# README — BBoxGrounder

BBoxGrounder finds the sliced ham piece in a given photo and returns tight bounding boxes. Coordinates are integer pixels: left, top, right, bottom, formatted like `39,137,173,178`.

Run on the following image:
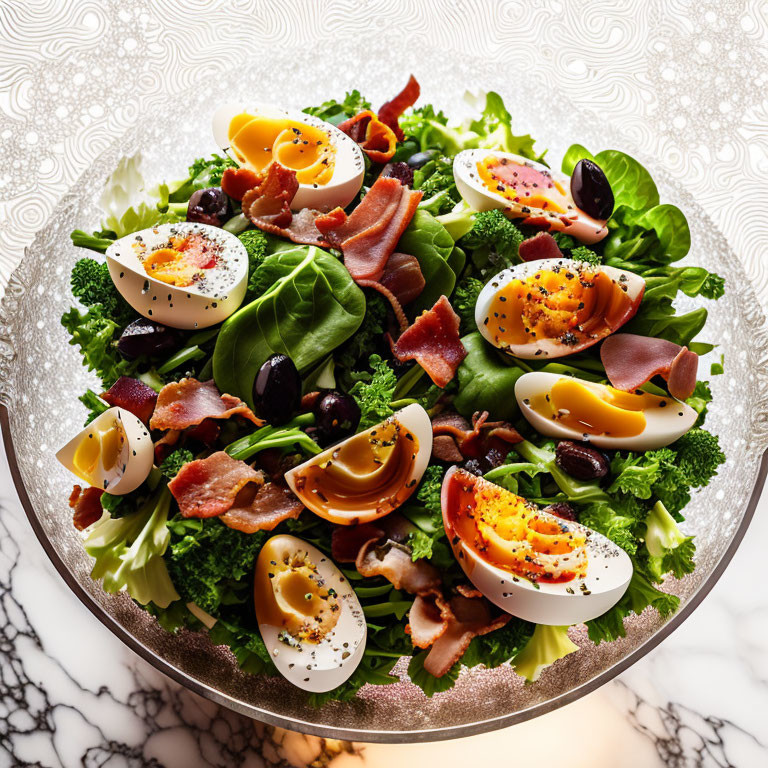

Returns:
356,540,442,595
390,296,467,387
377,75,421,142
240,163,329,246
101,376,158,425
150,378,262,432
168,450,260,518
600,333,699,400
518,231,563,262
221,480,303,533
68,485,104,530
337,111,397,163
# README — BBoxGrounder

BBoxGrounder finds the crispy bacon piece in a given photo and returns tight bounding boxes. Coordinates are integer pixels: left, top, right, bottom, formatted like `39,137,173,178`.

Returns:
168,450,261,518
390,296,467,387
331,523,386,563
185,417,221,446
150,378,262,432
412,595,510,678
378,75,421,142
221,167,260,202
221,480,303,533
101,376,157,425
315,176,422,282
379,252,425,306
356,540,442,595
600,333,699,400
338,111,397,163
518,231,563,262
431,410,522,464
357,278,409,333
240,163,329,246
68,485,104,531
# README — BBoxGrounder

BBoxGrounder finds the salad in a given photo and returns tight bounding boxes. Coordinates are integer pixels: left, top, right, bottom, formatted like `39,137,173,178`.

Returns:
57,76,726,703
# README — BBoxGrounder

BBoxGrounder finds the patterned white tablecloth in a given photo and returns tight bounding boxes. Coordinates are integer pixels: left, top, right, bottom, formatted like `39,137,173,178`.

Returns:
1,1,766,766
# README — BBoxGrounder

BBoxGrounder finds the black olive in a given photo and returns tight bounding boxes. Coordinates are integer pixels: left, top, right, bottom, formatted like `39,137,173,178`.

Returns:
555,440,610,480
570,159,614,220
117,317,183,360
187,187,232,227
407,149,437,169
380,162,414,187
252,354,302,426
313,390,361,444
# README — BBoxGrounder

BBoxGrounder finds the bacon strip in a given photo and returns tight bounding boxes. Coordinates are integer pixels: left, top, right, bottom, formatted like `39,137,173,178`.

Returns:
221,480,303,533
379,252,425,306
315,176,422,282
101,376,157,425
338,111,397,163
417,595,510,678
240,163,329,246
221,167,259,202
356,540,442,595
390,296,467,387
518,231,563,262
431,410,522,464
332,523,386,563
600,333,699,400
150,378,262,432
378,75,421,142
168,451,261,518
69,485,104,530
408,593,453,649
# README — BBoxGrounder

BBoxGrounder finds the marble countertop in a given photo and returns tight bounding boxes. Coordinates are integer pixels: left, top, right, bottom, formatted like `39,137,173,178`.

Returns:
1,1,767,766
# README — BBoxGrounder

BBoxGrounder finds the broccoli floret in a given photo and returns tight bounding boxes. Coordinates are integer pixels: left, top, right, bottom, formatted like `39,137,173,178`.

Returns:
166,517,268,614
458,209,525,275
349,354,398,429
159,448,194,481
85,486,178,608
453,277,483,335
673,428,725,488
644,500,696,580
239,230,270,300
71,257,134,325
569,245,602,266
511,624,578,682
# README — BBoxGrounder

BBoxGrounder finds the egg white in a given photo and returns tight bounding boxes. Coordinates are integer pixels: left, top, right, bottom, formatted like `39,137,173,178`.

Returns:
254,535,366,693
441,467,633,625
105,222,248,330
56,406,154,495
284,404,433,525
211,104,365,212
453,148,609,244
515,371,699,450
475,257,645,359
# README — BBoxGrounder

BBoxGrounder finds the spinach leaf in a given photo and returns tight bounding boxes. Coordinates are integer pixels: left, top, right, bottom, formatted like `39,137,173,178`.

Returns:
453,332,524,421
397,209,457,312
213,246,365,406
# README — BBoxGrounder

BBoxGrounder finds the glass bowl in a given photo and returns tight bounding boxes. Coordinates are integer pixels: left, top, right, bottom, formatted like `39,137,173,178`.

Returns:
1,45,767,743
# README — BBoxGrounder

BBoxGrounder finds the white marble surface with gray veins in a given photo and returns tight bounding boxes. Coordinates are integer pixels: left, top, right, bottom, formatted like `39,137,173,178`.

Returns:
1,1,767,766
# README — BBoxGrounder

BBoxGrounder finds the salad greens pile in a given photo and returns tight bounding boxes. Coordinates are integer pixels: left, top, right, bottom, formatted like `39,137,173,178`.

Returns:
61,86,726,704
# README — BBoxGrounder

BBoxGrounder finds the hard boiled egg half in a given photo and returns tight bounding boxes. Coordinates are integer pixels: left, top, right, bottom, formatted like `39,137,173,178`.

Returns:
254,534,366,692
475,258,645,359
212,104,365,212
453,149,609,244
56,407,154,495
442,467,633,625
284,404,432,525
106,222,248,330
515,371,698,450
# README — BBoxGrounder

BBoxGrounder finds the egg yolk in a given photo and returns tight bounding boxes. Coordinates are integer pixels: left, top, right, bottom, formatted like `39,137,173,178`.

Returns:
484,264,635,350
254,538,340,643
444,469,587,583
290,417,418,523
140,233,218,287
228,113,336,186
527,378,669,438
72,419,124,481
476,155,568,212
